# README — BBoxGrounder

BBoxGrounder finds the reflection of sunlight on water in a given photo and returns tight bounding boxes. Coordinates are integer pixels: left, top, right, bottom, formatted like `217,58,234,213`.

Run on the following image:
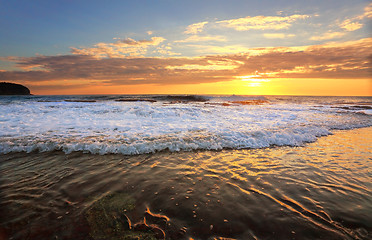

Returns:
0,127,371,239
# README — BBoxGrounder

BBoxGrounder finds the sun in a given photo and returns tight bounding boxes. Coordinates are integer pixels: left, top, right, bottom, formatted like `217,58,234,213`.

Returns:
237,75,271,87
229,74,276,95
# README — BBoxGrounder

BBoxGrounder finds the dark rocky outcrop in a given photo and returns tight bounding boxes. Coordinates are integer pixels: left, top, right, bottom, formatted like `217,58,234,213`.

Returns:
164,95,208,102
64,99,97,103
0,82,31,95
115,98,157,103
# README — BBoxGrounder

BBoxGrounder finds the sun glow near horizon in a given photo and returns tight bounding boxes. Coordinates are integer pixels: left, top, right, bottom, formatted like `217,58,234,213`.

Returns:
26,77,370,97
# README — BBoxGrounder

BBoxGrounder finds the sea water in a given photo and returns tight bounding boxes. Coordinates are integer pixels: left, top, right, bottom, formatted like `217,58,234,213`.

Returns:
0,95,371,240
1,95,371,155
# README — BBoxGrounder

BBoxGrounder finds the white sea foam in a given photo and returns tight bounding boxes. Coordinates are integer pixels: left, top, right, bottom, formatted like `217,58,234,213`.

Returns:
0,96,371,155
359,109,372,115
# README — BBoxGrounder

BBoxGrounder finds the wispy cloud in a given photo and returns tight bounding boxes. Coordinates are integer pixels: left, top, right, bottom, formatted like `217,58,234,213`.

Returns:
175,35,227,43
310,32,345,41
184,21,209,34
361,2,372,18
339,2,372,32
340,19,363,31
263,33,295,39
216,14,310,31
166,59,242,71
155,44,181,56
184,44,252,55
70,37,165,58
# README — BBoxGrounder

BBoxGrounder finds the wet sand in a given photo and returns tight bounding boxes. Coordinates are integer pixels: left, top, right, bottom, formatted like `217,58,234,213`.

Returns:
0,127,371,240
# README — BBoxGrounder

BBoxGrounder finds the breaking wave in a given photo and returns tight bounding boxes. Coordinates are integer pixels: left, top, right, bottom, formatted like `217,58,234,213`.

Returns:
1,95,371,155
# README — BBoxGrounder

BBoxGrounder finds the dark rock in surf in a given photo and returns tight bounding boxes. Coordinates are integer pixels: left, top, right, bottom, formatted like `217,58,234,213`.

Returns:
332,105,372,111
163,95,208,102
115,98,157,103
64,99,97,103
230,100,268,105
0,82,31,95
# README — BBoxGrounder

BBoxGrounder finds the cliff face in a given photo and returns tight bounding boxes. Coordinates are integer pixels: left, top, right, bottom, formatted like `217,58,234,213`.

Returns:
0,82,31,95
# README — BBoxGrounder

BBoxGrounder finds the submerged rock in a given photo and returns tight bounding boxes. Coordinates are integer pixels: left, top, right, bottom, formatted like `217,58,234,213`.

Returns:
85,192,157,240
64,99,97,103
0,82,31,95
230,100,268,105
85,192,187,240
112,212,132,230
163,95,208,102
133,218,166,240
115,98,157,103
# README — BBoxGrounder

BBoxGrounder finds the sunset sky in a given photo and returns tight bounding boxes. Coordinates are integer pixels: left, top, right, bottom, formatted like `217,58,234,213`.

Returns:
0,0,371,96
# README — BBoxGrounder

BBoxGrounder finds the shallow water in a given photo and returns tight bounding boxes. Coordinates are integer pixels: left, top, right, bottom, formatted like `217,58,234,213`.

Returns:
1,127,371,240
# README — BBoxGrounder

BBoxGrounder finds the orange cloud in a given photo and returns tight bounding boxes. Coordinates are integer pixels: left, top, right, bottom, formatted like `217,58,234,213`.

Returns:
155,44,181,56
310,32,346,41
166,59,242,71
364,2,372,18
339,2,372,32
340,19,363,31
216,14,310,31
184,21,209,34
1,38,370,92
185,44,251,54
263,33,295,39
175,35,227,43
70,37,165,58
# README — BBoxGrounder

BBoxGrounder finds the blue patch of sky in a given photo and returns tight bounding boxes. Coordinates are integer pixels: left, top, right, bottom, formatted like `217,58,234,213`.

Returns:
0,0,369,58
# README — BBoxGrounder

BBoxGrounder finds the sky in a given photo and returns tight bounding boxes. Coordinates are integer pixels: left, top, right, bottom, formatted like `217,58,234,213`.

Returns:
0,0,371,96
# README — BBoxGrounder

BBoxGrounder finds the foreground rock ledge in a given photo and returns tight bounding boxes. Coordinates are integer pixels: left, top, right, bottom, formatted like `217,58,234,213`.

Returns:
0,82,31,95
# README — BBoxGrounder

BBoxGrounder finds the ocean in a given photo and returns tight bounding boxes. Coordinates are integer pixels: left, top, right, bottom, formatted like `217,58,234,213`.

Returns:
0,95,371,239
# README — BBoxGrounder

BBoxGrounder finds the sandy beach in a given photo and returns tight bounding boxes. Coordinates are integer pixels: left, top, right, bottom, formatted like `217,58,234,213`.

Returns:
1,127,371,239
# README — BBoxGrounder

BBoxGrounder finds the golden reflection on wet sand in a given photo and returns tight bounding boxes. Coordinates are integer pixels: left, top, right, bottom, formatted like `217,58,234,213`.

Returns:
0,127,371,239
